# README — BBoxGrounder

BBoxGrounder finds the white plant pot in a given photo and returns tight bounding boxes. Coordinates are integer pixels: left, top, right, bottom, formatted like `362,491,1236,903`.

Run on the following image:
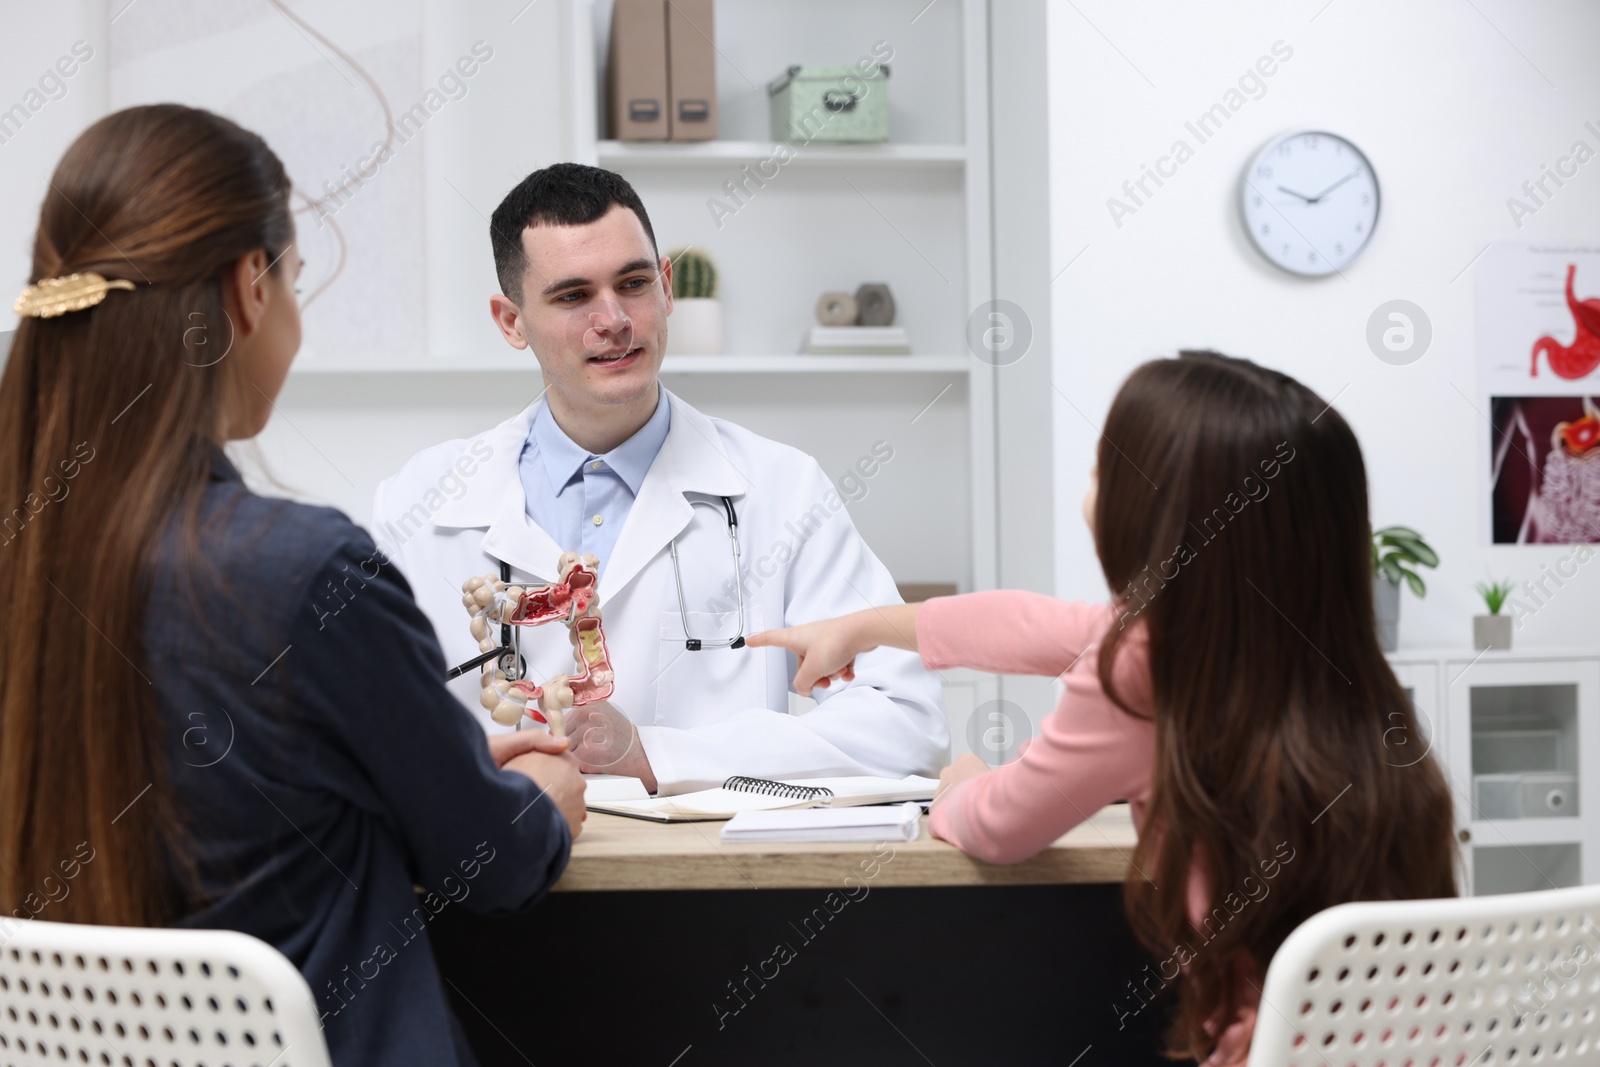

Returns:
667,298,723,356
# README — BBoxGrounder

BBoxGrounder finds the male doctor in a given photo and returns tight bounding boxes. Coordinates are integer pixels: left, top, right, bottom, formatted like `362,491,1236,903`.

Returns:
372,163,947,795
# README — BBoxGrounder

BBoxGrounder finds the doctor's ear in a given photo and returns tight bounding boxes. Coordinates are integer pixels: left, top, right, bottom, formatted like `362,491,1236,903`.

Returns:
488,292,529,350
658,255,674,309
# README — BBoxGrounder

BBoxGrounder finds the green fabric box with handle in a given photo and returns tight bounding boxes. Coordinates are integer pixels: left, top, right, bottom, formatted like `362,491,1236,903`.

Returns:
767,65,890,143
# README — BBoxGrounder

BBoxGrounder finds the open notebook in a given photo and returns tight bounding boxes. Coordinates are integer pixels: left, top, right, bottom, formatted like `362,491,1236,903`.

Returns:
584,774,939,823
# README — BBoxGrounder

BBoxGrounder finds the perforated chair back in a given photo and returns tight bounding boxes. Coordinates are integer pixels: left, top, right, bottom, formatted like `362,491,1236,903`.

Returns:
0,918,331,1067
1246,883,1600,1066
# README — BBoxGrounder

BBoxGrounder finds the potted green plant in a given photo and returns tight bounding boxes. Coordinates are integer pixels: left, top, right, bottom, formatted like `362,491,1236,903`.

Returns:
1371,525,1438,652
1473,575,1514,651
665,247,722,356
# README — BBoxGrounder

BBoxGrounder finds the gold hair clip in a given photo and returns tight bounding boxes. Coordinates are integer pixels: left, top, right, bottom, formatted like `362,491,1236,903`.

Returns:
14,272,137,319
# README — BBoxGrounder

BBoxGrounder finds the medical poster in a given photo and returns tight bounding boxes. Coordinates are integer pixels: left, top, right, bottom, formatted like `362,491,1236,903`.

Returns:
1477,244,1600,543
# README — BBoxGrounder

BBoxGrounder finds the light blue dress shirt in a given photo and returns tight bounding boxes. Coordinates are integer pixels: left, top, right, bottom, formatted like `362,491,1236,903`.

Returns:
517,385,672,579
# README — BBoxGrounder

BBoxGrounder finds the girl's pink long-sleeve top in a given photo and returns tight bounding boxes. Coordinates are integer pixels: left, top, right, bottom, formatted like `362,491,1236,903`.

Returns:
917,590,1257,1066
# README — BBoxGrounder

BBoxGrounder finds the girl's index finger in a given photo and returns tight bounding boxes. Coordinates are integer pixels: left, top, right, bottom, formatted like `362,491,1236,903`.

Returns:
744,628,789,650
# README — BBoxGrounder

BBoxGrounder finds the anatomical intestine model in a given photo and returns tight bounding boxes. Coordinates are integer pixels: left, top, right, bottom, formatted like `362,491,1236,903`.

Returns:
1531,265,1600,380
460,553,616,734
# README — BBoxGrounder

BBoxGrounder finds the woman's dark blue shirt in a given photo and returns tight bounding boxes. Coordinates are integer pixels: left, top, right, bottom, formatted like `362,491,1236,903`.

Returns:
145,450,568,1066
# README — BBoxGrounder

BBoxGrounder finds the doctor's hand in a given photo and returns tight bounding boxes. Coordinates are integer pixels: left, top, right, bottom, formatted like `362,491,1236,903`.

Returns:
749,603,922,696
566,701,658,794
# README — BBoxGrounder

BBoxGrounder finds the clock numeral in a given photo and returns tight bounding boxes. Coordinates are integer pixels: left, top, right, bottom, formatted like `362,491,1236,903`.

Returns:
1252,195,1263,207
1277,145,1291,157
1361,193,1371,205
1308,251,1318,263
1282,243,1291,256
1257,164,1274,179
1260,224,1271,235
1335,242,1345,254
1305,136,1319,150
1354,222,1363,233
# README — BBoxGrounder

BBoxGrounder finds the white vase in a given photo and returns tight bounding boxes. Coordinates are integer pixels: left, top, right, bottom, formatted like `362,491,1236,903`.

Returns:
667,298,723,356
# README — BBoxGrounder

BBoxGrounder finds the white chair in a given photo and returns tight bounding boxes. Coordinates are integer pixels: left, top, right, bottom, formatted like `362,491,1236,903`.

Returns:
0,918,331,1067
1247,883,1600,1066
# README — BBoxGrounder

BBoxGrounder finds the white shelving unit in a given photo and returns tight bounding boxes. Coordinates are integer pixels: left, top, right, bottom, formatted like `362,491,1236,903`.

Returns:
573,0,1003,729
1388,647,1600,896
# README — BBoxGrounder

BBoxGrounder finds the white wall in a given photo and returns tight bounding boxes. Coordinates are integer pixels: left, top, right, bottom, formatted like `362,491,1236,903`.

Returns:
0,1,969,594
0,1,107,314
1046,0,1600,648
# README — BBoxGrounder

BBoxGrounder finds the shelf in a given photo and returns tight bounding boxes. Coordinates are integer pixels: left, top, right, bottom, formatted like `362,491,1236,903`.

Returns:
288,355,970,376
1468,819,1583,847
597,139,966,170
1386,645,1600,666
659,355,968,373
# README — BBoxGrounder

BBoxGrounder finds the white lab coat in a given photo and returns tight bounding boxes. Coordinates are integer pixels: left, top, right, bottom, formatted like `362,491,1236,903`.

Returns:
369,388,948,794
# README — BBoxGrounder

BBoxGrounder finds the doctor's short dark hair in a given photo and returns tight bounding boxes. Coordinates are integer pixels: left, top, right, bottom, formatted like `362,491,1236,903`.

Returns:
490,162,659,303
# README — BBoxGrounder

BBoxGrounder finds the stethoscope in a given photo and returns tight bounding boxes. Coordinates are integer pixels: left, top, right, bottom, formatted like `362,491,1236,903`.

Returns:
443,495,745,682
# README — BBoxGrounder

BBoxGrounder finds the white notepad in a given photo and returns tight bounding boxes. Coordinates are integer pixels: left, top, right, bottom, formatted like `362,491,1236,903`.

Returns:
721,803,923,843
585,774,938,823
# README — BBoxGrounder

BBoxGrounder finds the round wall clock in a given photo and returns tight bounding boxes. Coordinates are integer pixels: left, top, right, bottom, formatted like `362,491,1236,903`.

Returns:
1240,130,1379,277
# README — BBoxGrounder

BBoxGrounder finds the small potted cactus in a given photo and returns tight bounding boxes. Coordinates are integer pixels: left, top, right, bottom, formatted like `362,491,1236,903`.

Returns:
665,247,722,356
1473,575,1514,651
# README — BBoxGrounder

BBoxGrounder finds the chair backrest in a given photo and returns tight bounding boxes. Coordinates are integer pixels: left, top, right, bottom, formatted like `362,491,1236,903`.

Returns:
0,917,331,1067
1247,883,1600,1066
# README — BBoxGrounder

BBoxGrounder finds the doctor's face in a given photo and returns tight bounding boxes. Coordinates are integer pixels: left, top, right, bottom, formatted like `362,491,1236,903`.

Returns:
502,204,672,412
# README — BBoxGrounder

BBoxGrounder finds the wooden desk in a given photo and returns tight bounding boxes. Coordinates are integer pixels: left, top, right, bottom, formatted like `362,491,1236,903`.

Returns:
553,803,1137,891
434,804,1178,1066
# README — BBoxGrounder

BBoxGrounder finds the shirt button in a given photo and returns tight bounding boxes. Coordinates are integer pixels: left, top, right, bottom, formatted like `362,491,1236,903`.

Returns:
589,460,603,471
592,514,604,526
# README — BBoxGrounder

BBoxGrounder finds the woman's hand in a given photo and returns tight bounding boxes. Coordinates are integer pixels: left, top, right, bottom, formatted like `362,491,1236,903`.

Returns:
502,749,587,841
933,753,990,808
488,728,571,767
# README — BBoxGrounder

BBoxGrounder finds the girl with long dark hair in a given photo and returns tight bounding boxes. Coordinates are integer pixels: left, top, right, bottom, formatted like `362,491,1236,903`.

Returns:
752,351,1458,1063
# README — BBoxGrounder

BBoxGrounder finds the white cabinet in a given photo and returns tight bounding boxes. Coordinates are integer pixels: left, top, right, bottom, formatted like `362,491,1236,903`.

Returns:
1388,648,1600,895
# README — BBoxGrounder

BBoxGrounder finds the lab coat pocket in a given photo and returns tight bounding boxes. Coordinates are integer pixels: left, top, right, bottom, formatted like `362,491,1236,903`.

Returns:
655,610,764,724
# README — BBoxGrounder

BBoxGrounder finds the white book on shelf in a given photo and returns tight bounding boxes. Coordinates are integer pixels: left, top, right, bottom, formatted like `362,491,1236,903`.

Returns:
802,326,912,355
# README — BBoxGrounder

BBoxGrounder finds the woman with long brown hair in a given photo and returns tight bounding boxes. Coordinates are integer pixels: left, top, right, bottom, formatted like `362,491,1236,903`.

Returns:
0,104,584,1066
752,350,1459,1063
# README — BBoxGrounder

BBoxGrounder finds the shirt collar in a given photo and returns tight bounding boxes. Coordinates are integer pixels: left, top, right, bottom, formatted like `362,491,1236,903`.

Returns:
530,383,672,498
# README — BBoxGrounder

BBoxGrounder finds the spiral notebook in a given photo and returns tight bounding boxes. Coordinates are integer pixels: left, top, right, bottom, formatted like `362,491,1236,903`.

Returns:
585,774,939,823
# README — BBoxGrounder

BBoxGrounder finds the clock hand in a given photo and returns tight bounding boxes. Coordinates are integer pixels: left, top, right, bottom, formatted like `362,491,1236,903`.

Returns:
1306,167,1362,204
1276,185,1315,202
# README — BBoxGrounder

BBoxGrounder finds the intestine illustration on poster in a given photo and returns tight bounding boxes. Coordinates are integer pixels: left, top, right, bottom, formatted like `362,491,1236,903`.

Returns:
1478,245,1600,543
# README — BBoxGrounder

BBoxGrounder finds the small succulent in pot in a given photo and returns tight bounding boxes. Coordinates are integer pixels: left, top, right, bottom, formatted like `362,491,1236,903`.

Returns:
1473,574,1515,651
